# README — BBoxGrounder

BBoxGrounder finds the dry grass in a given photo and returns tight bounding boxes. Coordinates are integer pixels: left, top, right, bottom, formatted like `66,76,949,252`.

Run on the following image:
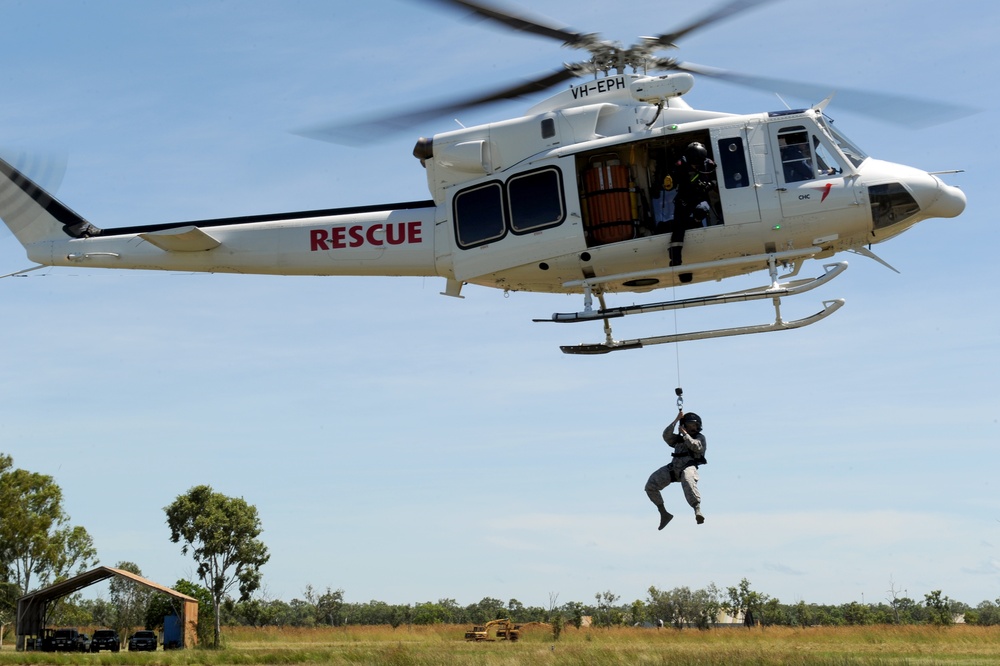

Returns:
2,624,999,665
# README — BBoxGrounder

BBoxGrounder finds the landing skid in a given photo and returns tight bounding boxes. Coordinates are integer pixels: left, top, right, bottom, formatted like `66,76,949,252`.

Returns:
559,299,844,354
538,261,847,355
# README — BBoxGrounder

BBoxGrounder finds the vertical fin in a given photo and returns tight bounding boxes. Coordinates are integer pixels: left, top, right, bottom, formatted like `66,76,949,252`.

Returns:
0,155,98,246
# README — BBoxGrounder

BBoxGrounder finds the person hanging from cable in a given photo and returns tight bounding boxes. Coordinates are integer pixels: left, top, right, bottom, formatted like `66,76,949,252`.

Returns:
645,408,707,530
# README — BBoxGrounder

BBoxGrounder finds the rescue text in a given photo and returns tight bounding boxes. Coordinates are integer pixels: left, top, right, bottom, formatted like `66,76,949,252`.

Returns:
310,221,423,251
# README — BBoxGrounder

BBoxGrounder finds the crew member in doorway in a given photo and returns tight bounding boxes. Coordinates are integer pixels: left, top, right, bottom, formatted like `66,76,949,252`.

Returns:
668,142,717,282
645,410,707,530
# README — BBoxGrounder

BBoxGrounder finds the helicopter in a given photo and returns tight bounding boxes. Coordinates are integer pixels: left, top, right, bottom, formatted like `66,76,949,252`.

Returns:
0,0,970,354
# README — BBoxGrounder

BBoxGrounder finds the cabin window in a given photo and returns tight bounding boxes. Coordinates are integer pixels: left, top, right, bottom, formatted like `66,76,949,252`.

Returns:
454,182,505,248
778,127,814,182
454,168,567,250
717,137,750,189
507,168,565,233
541,118,556,139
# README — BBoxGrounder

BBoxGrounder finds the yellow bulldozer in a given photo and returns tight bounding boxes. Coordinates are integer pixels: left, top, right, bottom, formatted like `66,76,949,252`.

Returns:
464,618,521,642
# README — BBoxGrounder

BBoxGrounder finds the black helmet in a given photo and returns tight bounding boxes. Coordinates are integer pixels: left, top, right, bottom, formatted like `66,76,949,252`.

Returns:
685,142,708,164
682,412,702,430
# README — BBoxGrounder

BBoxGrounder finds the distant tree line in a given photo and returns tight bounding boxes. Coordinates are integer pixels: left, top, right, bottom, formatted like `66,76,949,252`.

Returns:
210,579,1000,629
25,576,1000,641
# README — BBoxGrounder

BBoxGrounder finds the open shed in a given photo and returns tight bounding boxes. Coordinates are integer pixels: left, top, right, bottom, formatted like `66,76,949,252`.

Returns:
15,565,198,651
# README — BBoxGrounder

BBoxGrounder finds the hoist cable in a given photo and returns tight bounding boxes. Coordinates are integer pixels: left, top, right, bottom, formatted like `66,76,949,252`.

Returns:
671,282,683,409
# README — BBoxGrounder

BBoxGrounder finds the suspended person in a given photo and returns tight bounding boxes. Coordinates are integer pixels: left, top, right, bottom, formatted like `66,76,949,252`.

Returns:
645,410,707,530
667,142,717,282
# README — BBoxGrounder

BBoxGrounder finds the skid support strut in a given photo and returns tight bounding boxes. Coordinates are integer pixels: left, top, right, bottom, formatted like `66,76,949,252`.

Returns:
539,261,848,354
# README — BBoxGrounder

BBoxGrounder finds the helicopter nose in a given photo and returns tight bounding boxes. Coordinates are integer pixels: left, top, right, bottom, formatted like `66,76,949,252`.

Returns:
911,173,966,219
929,179,966,218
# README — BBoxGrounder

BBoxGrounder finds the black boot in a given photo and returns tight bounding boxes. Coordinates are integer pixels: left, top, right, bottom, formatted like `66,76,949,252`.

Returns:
668,245,682,267
657,505,674,531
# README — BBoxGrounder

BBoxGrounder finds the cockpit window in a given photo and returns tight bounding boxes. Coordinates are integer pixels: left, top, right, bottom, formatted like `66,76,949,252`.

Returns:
818,116,868,168
812,139,841,177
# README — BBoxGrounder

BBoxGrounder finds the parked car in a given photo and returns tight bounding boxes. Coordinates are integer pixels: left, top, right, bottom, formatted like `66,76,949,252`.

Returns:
128,630,158,652
46,628,89,652
90,629,121,652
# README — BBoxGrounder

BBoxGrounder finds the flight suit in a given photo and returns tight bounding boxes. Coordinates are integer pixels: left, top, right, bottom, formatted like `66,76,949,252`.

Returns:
667,156,718,276
645,425,707,515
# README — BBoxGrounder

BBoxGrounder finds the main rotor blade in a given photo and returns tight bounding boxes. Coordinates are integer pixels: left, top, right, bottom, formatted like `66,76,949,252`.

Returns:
420,0,596,47
646,0,782,47
671,61,980,128
296,66,582,145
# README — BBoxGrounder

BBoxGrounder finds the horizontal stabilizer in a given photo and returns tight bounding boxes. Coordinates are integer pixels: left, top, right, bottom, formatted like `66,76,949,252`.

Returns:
138,226,220,252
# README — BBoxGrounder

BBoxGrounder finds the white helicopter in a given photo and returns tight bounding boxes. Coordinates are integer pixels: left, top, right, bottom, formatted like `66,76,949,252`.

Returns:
0,0,970,354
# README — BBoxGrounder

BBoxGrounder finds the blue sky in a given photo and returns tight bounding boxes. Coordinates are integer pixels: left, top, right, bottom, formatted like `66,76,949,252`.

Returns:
1,0,997,612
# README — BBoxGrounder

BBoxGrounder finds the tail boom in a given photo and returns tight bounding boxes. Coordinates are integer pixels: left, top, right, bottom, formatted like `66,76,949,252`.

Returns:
0,156,440,277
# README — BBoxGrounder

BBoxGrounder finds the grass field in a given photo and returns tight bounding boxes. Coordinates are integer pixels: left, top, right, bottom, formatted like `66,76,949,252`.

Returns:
2,624,999,665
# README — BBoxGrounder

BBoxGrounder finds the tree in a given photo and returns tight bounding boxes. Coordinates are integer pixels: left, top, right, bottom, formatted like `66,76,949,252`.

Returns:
594,590,621,627
303,585,345,626
692,584,723,629
629,599,646,626
316,588,344,626
0,457,16,646
970,599,1000,626
465,596,505,624
563,601,585,629
0,457,96,595
841,601,875,626
886,577,905,624
146,579,215,645
551,613,563,640
648,586,692,629
791,600,813,627
924,590,953,626
164,485,270,647
412,598,460,624
110,561,152,639
724,579,769,627
646,585,720,629
80,597,114,628
0,580,18,649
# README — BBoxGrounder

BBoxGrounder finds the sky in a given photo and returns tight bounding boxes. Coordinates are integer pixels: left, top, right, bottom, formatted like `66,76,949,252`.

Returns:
0,0,997,612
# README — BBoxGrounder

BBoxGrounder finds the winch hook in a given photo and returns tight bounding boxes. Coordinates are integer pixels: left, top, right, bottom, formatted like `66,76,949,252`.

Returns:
675,387,684,411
